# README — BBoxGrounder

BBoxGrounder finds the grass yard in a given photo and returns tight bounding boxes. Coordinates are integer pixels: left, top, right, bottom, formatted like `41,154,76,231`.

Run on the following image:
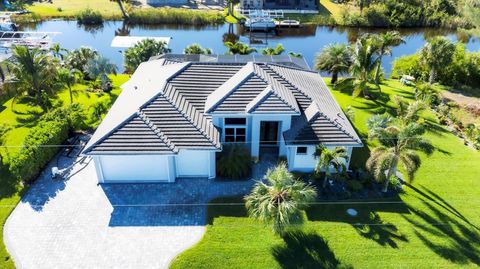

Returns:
24,0,123,19
0,74,129,268
170,79,480,269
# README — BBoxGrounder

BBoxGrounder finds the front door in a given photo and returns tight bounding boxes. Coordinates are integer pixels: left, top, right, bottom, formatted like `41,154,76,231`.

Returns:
260,121,279,146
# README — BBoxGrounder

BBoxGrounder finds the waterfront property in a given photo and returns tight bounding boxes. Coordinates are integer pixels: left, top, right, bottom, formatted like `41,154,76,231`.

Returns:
82,55,362,183
240,0,318,11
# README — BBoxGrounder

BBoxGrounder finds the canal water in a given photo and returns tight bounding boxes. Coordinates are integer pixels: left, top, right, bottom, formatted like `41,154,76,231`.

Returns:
24,20,479,74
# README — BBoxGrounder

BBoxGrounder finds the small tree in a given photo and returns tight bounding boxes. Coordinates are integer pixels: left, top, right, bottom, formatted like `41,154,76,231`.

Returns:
315,43,352,84
65,47,98,78
245,163,317,235
314,145,349,188
224,41,256,55
57,68,81,104
371,31,405,85
419,37,455,84
261,44,284,56
124,39,171,73
184,44,212,55
49,43,68,61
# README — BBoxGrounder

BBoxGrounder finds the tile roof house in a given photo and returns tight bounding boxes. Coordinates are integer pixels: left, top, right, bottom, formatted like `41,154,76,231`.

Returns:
83,55,362,183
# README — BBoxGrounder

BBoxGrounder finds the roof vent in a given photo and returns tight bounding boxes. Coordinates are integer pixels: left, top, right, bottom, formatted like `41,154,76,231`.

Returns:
134,86,138,90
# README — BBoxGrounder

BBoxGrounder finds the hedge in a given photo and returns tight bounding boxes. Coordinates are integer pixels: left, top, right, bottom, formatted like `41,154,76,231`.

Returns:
9,119,69,183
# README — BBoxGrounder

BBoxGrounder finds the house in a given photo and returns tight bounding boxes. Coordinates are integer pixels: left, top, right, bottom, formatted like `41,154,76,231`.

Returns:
82,55,362,183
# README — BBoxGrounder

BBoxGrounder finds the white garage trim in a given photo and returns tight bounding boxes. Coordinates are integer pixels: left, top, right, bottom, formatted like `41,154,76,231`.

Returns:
175,150,215,178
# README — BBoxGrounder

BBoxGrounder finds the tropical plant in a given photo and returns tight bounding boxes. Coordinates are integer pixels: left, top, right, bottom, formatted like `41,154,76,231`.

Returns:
336,35,380,97
7,46,59,110
224,41,257,55
57,68,81,104
288,52,303,58
419,36,456,84
393,96,427,124
366,122,433,192
49,43,68,61
216,144,252,179
314,145,349,188
65,47,98,78
463,0,480,36
371,31,405,85
414,83,440,106
85,55,117,90
124,39,171,73
261,44,284,56
244,163,317,235
315,43,352,84
344,106,355,122
110,0,130,19
184,44,212,55
367,114,392,137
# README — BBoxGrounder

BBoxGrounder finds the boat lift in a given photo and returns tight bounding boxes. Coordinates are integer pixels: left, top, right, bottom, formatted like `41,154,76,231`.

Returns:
0,31,61,50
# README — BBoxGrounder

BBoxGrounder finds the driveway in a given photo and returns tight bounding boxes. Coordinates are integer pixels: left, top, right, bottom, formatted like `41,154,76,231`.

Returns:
4,156,257,269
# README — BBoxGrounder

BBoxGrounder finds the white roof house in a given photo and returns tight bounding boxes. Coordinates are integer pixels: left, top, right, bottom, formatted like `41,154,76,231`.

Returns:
83,55,362,183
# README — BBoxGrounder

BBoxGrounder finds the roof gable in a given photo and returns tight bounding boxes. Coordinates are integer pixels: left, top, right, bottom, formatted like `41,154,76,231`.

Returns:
246,86,299,114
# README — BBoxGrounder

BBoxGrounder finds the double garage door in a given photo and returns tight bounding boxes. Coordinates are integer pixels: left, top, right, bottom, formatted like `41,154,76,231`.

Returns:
95,150,212,183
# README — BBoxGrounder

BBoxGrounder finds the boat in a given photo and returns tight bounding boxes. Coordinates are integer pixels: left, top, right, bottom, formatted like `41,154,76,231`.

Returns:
244,17,276,31
277,19,301,28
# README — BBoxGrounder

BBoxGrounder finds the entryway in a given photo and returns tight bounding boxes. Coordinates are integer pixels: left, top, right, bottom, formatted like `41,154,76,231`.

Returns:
259,121,280,160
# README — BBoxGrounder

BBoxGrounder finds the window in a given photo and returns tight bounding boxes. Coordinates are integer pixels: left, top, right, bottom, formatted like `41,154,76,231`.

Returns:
224,118,247,143
296,147,307,155
225,118,246,125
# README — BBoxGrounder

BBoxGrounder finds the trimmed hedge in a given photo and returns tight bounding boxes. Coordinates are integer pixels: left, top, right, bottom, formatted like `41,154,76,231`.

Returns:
9,118,69,183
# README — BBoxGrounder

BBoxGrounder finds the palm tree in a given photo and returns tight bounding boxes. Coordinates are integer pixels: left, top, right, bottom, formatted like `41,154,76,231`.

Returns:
261,44,284,56
225,0,240,17
371,31,405,85
336,35,380,98
7,46,58,110
65,47,98,78
49,43,68,61
315,43,352,84
245,163,316,235
224,41,257,55
314,145,349,188
124,39,171,73
366,122,433,192
85,55,117,90
419,36,455,84
393,96,427,124
111,0,129,19
288,52,302,58
184,44,212,55
57,68,81,104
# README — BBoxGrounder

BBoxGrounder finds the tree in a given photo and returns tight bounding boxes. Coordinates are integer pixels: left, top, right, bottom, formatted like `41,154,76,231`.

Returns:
49,43,68,61
85,55,117,90
224,41,257,55
371,31,405,85
336,35,380,97
57,68,81,104
289,52,302,58
261,44,284,56
111,0,130,19
419,37,455,84
226,0,240,17
245,163,316,235
124,39,171,73
463,0,480,36
7,46,58,110
184,44,212,55
393,96,427,124
366,122,433,192
65,47,98,78
315,43,352,84
314,145,349,188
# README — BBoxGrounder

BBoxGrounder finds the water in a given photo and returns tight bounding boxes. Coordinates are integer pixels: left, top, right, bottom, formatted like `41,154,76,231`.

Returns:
23,20,479,74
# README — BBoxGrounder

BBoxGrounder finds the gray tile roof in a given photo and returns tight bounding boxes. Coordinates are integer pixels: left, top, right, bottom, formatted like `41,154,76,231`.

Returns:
83,57,361,155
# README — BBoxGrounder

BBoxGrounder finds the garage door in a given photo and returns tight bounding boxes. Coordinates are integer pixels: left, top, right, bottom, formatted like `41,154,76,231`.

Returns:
176,150,210,177
99,155,172,182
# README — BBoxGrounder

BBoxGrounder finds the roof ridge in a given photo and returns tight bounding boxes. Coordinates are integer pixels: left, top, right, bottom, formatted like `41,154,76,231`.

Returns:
267,62,317,73
137,110,178,152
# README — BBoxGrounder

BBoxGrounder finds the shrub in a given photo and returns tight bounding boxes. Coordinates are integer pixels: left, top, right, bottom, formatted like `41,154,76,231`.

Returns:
346,179,363,192
391,54,428,81
216,144,252,179
76,8,103,25
9,119,69,183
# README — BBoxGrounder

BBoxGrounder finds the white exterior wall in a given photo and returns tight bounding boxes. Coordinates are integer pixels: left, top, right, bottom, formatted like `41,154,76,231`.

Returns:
94,155,176,183
175,149,216,178
287,145,354,173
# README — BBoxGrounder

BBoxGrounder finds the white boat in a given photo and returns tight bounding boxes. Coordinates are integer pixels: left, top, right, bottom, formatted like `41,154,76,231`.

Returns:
277,19,301,28
244,18,276,31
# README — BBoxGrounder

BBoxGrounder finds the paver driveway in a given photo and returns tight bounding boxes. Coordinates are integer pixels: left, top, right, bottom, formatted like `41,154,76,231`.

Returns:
4,156,257,269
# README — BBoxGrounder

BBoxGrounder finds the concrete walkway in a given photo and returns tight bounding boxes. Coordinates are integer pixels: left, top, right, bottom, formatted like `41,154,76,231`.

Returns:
4,156,258,269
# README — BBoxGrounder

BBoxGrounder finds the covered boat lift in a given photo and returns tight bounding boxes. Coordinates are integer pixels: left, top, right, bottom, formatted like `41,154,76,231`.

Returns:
110,36,172,48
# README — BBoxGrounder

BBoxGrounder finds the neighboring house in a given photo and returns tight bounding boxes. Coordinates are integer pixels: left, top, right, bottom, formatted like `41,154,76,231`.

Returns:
82,55,362,183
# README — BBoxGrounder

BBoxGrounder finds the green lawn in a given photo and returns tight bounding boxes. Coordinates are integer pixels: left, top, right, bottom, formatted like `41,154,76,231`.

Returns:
0,74,129,268
170,79,480,269
25,0,123,19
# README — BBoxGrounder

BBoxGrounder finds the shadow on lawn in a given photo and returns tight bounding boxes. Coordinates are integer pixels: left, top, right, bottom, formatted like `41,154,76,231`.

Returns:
403,198,480,266
272,231,353,269
306,199,410,248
